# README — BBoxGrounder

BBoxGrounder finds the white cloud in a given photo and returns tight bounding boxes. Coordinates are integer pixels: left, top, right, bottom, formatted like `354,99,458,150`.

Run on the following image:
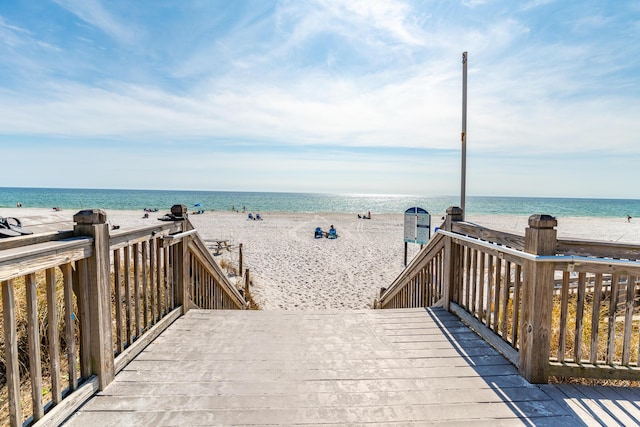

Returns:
0,16,31,46
1,1,639,196
53,0,136,44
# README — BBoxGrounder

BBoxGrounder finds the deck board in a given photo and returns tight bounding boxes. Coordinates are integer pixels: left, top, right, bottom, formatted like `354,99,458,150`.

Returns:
64,308,639,426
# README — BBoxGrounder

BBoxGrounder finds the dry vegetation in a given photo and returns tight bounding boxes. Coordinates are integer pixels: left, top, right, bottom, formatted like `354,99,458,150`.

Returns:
3,260,638,426
0,249,250,426
472,266,640,387
1,271,77,426
219,258,259,310
548,290,640,387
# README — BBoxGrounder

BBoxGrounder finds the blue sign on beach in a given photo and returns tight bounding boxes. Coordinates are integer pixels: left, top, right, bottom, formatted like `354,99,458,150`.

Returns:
404,207,430,244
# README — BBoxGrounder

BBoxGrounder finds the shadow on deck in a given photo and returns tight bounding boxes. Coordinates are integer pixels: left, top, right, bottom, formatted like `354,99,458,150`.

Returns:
62,308,640,426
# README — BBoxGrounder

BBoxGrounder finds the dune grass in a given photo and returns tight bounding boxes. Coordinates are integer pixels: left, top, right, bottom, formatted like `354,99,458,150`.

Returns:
548,289,640,387
0,271,77,426
0,251,254,425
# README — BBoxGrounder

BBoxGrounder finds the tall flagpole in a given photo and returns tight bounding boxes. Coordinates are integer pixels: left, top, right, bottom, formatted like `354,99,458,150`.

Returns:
461,51,468,221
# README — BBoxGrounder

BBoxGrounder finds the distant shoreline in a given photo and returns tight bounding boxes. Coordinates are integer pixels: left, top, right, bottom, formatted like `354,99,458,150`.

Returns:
1,187,639,218
2,208,640,310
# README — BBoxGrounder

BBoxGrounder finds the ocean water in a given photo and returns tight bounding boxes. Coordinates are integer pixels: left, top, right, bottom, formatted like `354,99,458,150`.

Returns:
1,187,639,218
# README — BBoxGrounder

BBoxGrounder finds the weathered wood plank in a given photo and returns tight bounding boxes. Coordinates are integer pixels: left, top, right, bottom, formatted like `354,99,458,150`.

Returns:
0,238,93,281
574,272,586,362
149,238,157,323
108,222,181,251
133,242,141,336
511,264,522,348
589,273,603,364
124,245,132,345
622,275,635,365
62,263,77,391
142,241,149,329
66,308,597,426
549,361,640,381
558,238,640,260
2,279,22,425
554,261,640,277
25,273,44,420
113,248,123,353
0,230,75,251
76,259,91,379
607,273,620,364
558,271,569,362
492,257,501,334
46,267,62,405
451,221,526,250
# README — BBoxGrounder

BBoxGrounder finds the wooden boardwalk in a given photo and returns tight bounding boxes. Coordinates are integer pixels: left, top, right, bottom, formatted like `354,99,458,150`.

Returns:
64,308,640,426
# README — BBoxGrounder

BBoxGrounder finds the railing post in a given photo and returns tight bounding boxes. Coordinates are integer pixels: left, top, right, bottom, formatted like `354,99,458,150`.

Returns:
170,204,190,315
519,214,557,384
442,206,464,311
73,209,114,390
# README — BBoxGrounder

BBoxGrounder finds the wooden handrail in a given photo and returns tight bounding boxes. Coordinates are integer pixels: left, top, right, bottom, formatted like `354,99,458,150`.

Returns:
186,224,247,309
558,238,640,259
379,207,640,384
0,237,93,281
451,221,525,250
0,230,75,251
0,206,247,427
378,232,445,304
109,222,181,250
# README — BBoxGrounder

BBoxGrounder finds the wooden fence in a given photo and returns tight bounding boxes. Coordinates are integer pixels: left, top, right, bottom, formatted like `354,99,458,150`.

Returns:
1,206,246,427
377,206,640,384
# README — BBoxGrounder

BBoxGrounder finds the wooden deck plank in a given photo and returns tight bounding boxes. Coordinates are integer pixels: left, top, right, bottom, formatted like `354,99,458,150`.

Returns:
63,308,626,426
79,387,554,411
111,363,519,383
560,384,640,426
123,353,511,372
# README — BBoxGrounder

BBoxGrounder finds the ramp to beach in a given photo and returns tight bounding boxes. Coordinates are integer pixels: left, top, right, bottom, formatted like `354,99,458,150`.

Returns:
62,308,608,426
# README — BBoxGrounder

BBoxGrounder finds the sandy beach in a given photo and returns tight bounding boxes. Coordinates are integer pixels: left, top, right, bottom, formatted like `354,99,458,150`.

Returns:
3,207,640,310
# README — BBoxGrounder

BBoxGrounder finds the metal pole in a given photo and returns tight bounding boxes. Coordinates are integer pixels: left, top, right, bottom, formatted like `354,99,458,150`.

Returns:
461,51,468,220
404,241,408,267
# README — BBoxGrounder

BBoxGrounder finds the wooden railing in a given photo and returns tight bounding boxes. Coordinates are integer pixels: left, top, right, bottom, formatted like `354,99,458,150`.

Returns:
375,231,446,309
1,206,246,427
377,206,640,384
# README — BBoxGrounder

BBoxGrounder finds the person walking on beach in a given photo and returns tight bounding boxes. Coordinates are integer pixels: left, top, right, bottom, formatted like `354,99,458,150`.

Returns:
627,215,632,223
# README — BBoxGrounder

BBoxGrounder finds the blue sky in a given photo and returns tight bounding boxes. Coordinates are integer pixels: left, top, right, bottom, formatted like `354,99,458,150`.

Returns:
1,1,639,198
